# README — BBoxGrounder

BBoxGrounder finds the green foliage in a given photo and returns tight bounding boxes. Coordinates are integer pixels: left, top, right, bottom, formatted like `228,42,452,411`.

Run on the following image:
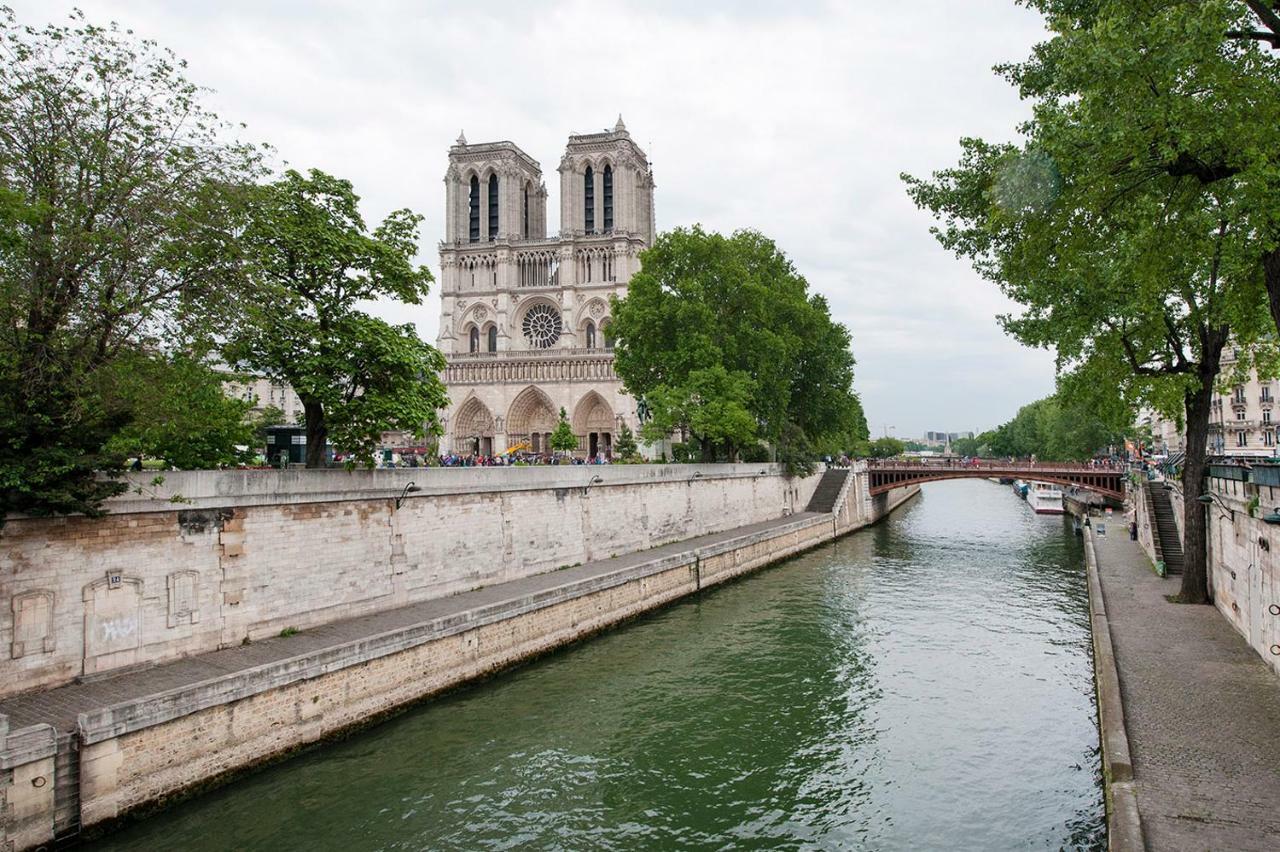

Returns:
101,354,255,469
669,442,697,464
0,8,264,521
613,422,640,461
250,406,288,447
863,437,906,459
550,407,579,453
902,0,1280,602
982,394,1121,461
228,169,447,467
612,226,867,467
776,422,817,475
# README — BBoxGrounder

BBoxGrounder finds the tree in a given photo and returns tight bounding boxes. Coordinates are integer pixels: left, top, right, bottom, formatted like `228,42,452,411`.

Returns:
249,405,288,448
637,365,758,461
550,407,578,454
1011,1,1280,341
613,422,639,460
903,3,1275,603
982,395,1121,461
864,437,906,459
0,9,264,519
611,226,868,465
101,354,255,469
228,169,447,467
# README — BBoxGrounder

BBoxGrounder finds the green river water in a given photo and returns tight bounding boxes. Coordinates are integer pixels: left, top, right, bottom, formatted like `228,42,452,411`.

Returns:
89,478,1104,851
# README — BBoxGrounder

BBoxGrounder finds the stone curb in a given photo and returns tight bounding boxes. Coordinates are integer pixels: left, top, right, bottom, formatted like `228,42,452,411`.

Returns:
1084,527,1146,852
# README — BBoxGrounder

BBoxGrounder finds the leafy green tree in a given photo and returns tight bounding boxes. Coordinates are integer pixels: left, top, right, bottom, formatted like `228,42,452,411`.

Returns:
101,354,255,469
1012,1,1280,339
0,9,264,520
863,437,906,459
638,365,758,461
612,226,867,465
550,407,579,454
903,3,1276,603
613,422,639,460
228,169,447,467
983,395,1121,461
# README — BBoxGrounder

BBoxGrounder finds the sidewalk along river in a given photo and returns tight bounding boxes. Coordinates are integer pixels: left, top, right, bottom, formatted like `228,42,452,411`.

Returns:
87,478,1104,851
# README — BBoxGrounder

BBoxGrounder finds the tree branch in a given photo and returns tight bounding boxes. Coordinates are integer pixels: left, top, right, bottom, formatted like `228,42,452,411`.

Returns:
1244,0,1280,39
1226,29,1280,47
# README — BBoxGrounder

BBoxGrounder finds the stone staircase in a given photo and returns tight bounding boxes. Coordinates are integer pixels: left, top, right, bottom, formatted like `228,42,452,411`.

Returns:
806,468,850,514
1146,481,1184,576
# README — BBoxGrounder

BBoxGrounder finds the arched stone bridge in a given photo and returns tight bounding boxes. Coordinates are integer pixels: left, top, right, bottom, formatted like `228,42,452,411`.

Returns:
867,460,1126,500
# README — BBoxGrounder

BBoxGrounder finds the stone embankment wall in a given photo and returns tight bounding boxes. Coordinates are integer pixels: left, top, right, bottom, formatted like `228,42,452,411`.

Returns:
1134,475,1280,678
1,465,818,700
0,465,917,851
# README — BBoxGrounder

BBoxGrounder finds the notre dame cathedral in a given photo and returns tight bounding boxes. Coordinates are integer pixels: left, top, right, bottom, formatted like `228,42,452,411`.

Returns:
435,117,655,458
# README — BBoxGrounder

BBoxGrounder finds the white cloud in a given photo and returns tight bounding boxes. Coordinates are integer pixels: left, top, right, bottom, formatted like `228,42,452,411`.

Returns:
12,0,1058,436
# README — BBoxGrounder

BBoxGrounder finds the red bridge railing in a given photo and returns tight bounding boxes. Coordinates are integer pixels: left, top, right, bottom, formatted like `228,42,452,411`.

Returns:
864,458,1127,498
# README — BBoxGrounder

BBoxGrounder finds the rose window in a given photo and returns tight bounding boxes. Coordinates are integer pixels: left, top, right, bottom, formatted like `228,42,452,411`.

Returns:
522,304,562,348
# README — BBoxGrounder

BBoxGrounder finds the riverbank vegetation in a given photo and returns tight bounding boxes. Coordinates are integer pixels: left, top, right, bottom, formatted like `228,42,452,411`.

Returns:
610,226,869,469
904,0,1280,603
952,395,1123,462
0,10,446,520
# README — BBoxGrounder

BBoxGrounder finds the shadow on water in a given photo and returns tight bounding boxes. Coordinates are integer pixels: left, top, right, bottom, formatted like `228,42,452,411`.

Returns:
87,479,1104,852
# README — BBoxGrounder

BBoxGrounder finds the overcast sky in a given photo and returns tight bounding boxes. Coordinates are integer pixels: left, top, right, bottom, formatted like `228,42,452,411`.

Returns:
13,0,1057,439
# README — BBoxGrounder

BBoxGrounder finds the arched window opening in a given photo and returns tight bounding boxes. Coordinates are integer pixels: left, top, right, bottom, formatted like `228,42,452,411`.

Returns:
523,184,530,238
468,176,480,243
487,326,498,352
603,165,613,232
584,166,595,233
469,326,480,353
602,321,614,349
586,321,596,349
487,174,499,241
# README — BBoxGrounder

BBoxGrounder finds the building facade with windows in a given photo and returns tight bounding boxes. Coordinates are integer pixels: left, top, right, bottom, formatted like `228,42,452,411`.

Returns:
1142,348,1279,458
435,118,655,457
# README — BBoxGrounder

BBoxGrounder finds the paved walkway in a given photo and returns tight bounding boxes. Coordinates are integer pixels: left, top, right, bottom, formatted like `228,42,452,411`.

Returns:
0,513,823,735
1093,530,1280,851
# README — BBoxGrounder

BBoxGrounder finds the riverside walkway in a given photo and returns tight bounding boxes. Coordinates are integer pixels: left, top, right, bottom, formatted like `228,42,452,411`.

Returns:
1092,530,1280,850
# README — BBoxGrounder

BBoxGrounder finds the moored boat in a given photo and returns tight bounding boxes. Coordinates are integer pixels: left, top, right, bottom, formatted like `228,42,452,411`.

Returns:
1027,481,1064,514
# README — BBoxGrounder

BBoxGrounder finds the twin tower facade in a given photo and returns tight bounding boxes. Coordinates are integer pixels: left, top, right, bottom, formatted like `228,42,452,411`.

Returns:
435,117,655,458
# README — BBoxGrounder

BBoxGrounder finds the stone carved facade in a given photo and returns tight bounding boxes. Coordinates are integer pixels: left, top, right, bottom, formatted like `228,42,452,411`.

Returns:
437,117,655,457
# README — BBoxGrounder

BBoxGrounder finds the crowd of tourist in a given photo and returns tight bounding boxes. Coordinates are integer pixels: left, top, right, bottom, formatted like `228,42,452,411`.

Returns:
432,453,614,468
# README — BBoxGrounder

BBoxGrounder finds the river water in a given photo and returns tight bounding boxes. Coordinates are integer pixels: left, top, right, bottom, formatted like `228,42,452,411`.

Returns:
90,479,1104,851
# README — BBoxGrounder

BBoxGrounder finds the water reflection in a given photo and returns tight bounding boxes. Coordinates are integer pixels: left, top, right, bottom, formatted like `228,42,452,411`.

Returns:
89,479,1103,851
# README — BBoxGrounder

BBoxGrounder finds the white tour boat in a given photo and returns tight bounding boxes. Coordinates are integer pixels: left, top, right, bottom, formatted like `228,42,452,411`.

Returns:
1026,481,1065,514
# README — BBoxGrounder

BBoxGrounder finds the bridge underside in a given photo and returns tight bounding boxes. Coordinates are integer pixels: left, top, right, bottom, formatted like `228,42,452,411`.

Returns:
868,469,1124,501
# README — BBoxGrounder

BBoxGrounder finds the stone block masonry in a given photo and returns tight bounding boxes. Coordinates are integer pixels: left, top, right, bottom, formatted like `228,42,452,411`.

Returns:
0,477,917,849
1,464,820,700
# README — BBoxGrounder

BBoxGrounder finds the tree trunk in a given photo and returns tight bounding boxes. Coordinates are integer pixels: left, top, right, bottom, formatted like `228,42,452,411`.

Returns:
303,398,328,468
1179,327,1227,604
1264,246,1280,341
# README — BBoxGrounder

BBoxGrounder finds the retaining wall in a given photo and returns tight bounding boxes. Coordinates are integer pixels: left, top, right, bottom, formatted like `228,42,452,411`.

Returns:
1,465,819,699
0,474,916,849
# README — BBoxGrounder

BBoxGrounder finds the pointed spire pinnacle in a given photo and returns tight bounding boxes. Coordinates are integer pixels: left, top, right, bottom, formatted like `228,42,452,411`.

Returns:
456,129,467,146
614,114,626,133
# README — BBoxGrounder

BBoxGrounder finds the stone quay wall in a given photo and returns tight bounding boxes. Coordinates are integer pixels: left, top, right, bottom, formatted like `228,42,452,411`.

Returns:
0,465,819,700
0,467,916,850
1134,474,1280,678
